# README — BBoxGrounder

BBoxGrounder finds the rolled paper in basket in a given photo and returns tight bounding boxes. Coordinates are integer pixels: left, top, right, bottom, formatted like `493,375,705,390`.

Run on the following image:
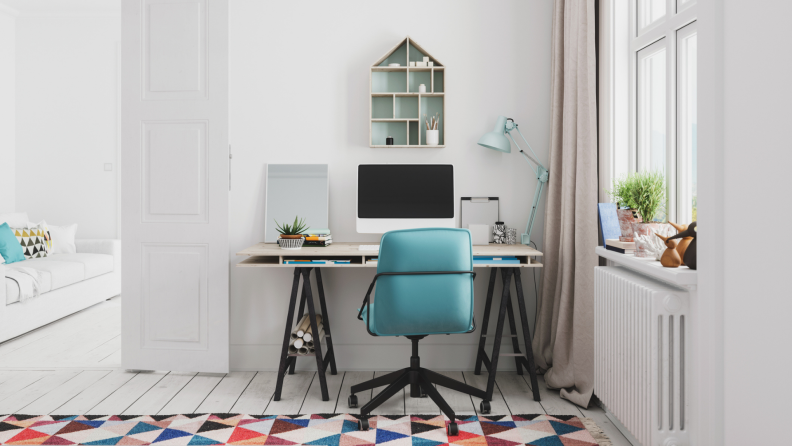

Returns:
288,338,299,354
306,329,325,348
293,314,310,339
303,323,324,343
304,315,323,337
298,346,309,355
293,338,304,349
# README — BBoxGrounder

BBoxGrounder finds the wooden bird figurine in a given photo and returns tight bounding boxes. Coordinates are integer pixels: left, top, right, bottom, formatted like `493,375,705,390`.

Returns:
655,234,682,268
668,221,692,264
668,221,697,270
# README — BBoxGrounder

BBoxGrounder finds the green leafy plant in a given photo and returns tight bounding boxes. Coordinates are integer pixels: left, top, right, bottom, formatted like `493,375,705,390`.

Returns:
275,216,309,235
608,171,667,222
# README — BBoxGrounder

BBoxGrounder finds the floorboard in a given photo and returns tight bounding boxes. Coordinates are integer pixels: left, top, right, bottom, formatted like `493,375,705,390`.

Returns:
492,371,544,414
300,371,345,414
196,372,256,414
336,371,374,414
0,371,49,404
88,371,167,415
231,372,278,415
20,370,110,415
263,372,314,415
369,370,405,415
435,371,476,416
0,370,80,414
123,372,196,415
51,370,137,415
158,373,223,415
526,375,584,416
461,372,510,415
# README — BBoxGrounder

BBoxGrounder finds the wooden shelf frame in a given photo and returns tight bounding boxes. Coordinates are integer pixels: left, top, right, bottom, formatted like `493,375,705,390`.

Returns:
370,36,445,148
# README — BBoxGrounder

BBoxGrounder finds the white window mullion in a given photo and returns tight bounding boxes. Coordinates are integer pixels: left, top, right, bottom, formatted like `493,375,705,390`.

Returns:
666,12,678,224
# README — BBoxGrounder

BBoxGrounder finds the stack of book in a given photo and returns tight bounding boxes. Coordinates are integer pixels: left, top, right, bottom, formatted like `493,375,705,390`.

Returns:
605,239,635,254
302,229,332,247
473,256,520,265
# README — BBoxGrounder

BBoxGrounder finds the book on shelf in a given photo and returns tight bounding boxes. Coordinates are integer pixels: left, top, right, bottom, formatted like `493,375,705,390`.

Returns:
605,239,635,250
473,256,520,265
605,245,635,255
304,241,332,246
305,236,331,241
302,229,331,236
283,259,350,265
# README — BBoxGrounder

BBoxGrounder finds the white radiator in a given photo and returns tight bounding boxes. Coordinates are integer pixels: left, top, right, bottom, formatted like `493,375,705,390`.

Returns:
594,266,689,446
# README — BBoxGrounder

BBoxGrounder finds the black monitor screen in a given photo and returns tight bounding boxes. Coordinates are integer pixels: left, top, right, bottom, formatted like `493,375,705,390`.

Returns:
358,164,454,218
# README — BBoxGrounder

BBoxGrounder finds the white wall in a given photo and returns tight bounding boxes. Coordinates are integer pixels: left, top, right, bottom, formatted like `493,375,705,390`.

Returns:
0,9,15,213
229,0,553,370
699,0,792,444
14,15,119,237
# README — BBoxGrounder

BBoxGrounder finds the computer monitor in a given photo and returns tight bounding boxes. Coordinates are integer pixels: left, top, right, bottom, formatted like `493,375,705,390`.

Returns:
356,164,456,234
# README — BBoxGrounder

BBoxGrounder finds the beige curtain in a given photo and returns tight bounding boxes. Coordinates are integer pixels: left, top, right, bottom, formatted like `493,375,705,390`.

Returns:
532,0,598,408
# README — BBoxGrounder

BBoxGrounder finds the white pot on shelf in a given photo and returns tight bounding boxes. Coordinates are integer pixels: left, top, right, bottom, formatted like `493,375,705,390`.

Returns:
425,129,439,146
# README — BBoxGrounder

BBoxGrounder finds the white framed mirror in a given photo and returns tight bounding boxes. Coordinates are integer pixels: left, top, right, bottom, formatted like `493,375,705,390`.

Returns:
265,164,329,243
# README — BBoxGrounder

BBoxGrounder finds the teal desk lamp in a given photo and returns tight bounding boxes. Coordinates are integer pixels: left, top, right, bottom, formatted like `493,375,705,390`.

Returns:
478,116,549,246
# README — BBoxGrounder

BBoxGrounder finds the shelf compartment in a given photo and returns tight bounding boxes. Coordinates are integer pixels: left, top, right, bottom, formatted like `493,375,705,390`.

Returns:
420,96,444,146
372,71,407,93
408,70,432,93
371,121,407,146
378,41,407,67
395,96,419,119
372,96,393,119
409,121,419,145
372,66,407,72
433,70,444,93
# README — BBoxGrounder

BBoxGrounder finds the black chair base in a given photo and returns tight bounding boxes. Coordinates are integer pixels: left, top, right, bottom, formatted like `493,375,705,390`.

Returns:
349,336,488,432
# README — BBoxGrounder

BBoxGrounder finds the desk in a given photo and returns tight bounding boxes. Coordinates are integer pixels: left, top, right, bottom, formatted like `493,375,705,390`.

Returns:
236,242,544,406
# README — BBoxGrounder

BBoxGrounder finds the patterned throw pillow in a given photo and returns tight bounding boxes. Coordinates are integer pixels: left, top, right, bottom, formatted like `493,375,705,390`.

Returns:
11,225,50,259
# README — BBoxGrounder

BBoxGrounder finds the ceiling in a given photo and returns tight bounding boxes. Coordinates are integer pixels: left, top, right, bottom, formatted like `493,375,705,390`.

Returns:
0,0,120,15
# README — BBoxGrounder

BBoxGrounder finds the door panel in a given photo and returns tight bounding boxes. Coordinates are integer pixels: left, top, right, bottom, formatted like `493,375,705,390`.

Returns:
122,0,228,373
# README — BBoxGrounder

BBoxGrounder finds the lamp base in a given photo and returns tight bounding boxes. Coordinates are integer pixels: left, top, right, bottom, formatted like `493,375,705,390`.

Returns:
521,233,532,246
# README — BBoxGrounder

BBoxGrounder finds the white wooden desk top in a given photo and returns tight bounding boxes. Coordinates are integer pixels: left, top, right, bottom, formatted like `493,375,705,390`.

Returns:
236,242,543,268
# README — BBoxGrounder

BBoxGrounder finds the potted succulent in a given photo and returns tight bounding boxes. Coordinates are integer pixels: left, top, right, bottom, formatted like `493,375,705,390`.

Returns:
624,170,666,257
607,176,642,242
275,216,309,250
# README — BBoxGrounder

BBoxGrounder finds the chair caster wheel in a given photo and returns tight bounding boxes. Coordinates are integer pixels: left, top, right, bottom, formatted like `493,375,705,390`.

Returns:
358,418,369,431
447,422,459,436
348,395,358,408
480,400,491,414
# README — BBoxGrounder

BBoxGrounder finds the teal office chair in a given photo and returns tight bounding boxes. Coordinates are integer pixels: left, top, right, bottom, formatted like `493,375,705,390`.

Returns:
349,228,488,434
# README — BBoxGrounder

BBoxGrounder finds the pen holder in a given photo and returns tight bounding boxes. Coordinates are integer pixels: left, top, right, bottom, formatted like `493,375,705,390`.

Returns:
493,222,506,244
425,130,439,146
506,228,517,245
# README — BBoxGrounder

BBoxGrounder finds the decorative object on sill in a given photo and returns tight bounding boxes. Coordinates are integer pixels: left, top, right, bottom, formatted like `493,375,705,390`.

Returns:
668,221,692,264
418,83,426,93
388,63,401,67
493,222,506,244
634,231,665,260
506,227,517,245
656,234,683,267
668,221,697,270
632,222,667,258
616,209,641,242
386,136,394,145
478,116,548,246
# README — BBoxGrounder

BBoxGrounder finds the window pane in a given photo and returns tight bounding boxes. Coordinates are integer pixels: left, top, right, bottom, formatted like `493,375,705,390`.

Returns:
639,0,666,31
678,30,697,222
637,43,667,221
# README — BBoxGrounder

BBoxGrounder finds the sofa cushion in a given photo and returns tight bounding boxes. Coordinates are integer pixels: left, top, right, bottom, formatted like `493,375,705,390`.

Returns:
5,259,79,291
49,253,114,279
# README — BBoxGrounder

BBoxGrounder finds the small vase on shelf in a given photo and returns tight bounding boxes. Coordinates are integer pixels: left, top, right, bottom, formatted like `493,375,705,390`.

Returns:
425,130,439,146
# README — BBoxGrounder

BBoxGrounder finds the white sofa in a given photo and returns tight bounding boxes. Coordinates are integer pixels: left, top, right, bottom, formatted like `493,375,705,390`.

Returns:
1,220,121,342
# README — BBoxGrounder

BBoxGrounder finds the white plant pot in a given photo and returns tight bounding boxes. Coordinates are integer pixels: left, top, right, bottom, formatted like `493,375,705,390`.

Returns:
426,129,439,146
418,84,426,93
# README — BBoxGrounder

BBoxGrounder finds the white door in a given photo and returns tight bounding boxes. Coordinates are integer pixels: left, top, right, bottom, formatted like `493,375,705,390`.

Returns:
121,0,229,373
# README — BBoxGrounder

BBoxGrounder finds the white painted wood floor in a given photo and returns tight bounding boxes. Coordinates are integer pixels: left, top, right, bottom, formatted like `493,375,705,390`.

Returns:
0,298,631,445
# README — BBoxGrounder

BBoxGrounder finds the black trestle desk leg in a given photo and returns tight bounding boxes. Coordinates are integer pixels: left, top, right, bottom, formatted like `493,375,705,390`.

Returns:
474,268,498,375
514,269,541,401
302,268,330,401
289,285,308,375
314,268,337,375
485,268,513,402
274,268,302,401
505,284,524,375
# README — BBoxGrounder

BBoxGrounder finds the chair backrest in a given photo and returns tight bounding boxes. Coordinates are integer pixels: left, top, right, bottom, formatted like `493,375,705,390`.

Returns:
373,228,474,336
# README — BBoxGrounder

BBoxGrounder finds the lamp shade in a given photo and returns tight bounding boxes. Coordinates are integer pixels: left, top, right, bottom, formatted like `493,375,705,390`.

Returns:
477,116,512,153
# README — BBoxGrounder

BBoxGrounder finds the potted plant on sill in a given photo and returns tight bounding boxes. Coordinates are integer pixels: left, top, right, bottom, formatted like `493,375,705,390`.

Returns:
625,170,666,257
276,216,309,250
607,176,642,242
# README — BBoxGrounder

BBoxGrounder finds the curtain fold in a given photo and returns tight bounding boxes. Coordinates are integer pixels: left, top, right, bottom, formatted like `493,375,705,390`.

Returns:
532,0,599,409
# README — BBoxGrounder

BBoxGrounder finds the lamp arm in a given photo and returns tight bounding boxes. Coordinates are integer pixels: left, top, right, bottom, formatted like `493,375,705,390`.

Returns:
513,125,546,172
506,133,539,177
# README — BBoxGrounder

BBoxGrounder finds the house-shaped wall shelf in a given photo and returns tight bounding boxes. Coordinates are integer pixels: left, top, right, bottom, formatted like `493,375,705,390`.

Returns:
370,37,445,148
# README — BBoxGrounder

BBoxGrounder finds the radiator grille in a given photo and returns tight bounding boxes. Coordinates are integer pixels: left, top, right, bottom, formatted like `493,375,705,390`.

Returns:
594,267,689,446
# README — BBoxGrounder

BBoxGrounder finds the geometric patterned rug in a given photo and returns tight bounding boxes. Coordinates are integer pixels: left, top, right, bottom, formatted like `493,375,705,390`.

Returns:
0,413,601,445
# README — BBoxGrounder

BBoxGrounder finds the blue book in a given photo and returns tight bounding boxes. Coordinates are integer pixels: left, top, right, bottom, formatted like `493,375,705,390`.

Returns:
473,256,517,261
473,259,520,265
284,260,327,264
598,203,620,247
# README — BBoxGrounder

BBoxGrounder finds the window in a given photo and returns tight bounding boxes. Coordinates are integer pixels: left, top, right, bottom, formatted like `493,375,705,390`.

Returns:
613,0,697,223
